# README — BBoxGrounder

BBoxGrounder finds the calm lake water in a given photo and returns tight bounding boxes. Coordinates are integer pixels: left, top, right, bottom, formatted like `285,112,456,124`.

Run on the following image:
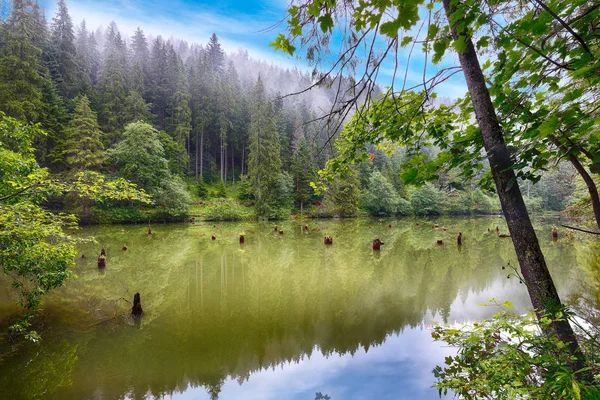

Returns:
0,217,589,399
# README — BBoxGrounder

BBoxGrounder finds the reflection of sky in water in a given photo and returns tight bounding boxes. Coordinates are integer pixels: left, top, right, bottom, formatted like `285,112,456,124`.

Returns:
170,265,545,399
173,327,455,400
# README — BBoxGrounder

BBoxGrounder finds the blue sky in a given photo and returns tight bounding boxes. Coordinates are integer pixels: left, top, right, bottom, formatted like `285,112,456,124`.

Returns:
39,0,467,98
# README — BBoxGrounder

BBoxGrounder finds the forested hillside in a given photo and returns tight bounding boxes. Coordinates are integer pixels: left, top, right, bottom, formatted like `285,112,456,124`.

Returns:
0,0,591,221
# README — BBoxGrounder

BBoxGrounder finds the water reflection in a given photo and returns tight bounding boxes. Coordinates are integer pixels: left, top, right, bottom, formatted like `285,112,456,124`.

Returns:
0,217,588,399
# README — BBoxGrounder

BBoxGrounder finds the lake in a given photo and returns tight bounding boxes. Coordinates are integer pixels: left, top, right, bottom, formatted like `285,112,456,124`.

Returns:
0,217,587,399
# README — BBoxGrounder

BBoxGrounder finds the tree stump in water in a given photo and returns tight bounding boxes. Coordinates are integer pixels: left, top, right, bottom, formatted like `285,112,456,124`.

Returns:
97,255,106,268
552,229,558,240
274,225,278,232
147,227,152,235
436,239,443,245
372,238,384,250
100,248,107,257
324,236,333,245
457,232,462,246
240,235,245,244
212,234,216,241
132,293,143,317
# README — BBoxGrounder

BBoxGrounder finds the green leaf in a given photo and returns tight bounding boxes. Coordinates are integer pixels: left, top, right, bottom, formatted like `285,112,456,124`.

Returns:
318,13,334,33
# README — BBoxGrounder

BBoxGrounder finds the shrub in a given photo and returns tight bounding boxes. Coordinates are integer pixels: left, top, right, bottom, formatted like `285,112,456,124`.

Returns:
410,183,443,215
202,200,250,221
363,171,400,216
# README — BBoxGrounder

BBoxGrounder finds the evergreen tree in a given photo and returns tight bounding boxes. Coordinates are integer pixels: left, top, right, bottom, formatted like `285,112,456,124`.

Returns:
50,0,78,98
247,76,282,217
62,95,104,171
131,27,149,75
147,36,169,128
75,20,91,89
0,0,47,122
291,137,315,212
97,21,129,143
166,59,191,174
206,33,224,74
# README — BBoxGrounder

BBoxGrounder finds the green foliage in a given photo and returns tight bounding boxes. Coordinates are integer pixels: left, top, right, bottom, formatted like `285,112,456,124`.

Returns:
326,172,361,217
89,206,188,224
0,115,150,339
202,199,251,221
432,302,600,399
410,184,443,216
363,171,400,216
109,121,191,210
291,137,316,210
236,174,254,201
247,77,284,218
60,95,104,171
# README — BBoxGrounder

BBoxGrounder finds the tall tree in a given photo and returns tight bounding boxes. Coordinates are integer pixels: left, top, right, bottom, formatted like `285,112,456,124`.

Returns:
0,0,47,122
97,21,129,143
50,0,78,98
291,137,315,212
61,95,104,171
247,76,282,216
206,33,224,74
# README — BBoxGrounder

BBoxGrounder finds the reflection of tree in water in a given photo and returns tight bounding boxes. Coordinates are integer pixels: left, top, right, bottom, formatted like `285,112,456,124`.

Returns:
0,218,584,399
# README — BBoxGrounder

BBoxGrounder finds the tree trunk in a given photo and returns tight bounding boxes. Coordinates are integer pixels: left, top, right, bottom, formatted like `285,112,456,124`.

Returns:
195,131,199,183
187,132,191,174
232,144,235,184
200,127,204,180
549,134,600,230
241,144,245,175
443,0,590,380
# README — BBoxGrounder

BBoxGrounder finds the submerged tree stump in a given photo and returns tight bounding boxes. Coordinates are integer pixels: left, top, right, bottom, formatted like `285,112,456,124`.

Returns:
552,229,558,240
372,238,384,250
147,227,152,235
132,293,143,317
457,232,462,246
97,255,106,268
240,235,245,244
324,236,333,245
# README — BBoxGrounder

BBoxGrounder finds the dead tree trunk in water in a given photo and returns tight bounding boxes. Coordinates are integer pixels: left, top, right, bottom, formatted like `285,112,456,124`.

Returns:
132,293,143,317
443,0,591,381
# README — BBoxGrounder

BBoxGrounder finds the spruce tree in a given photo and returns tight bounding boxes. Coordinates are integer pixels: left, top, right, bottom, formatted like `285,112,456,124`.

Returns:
206,33,224,74
97,21,129,143
50,0,78,98
62,95,104,171
0,0,46,122
247,76,282,217
291,137,316,212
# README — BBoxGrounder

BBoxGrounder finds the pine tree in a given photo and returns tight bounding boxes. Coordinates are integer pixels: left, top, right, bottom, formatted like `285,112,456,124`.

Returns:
291,137,316,212
131,27,149,75
0,0,47,122
166,59,191,174
206,33,224,74
147,36,169,128
50,0,78,98
62,95,104,171
97,21,129,143
247,76,282,217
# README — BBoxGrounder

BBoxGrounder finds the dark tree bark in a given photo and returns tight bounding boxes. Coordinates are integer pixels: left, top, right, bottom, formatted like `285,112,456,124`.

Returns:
443,0,591,381
549,134,600,230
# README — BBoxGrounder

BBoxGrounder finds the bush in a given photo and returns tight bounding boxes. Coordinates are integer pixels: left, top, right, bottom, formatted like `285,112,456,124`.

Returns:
410,183,443,215
202,200,251,221
89,206,188,224
363,171,400,216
